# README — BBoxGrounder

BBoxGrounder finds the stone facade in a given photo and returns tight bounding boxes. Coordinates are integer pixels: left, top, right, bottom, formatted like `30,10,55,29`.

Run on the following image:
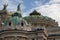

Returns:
0,4,60,40
0,29,47,40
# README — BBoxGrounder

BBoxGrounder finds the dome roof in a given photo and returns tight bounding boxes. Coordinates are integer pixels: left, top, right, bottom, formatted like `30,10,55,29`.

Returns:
2,16,28,26
24,10,52,21
9,16,22,25
30,10,41,16
8,12,22,25
2,16,21,26
12,12,22,17
23,10,58,27
24,15,52,21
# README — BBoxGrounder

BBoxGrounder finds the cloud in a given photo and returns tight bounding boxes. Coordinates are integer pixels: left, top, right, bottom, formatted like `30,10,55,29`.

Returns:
50,0,60,3
0,0,60,26
0,0,26,12
34,0,41,6
29,0,60,26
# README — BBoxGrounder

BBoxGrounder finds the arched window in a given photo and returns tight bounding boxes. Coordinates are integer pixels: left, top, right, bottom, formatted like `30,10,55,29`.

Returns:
44,39,46,40
21,21,24,26
32,38,34,40
9,22,11,26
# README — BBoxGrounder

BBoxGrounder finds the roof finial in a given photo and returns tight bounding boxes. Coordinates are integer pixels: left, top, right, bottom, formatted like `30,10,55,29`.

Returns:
17,3,21,12
3,3,8,10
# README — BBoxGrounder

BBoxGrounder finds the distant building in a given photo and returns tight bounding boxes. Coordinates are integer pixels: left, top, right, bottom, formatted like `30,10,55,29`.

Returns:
0,4,60,40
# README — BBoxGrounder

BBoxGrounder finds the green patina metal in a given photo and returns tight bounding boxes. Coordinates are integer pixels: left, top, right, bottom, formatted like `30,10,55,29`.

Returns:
12,12,22,17
3,16,21,25
10,12,22,25
30,10,41,16
2,12,22,25
23,10,52,21
24,15,52,21
11,16,21,25
2,10,52,26
3,19,8,26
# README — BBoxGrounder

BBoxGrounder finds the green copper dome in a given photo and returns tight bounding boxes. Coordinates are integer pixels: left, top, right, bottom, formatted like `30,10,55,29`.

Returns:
12,12,22,17
2,16,21,26
10,16,21,25
24,15,52,21
2,19,8,26
10,12,22,25
24,10,52,21
2,12,22,26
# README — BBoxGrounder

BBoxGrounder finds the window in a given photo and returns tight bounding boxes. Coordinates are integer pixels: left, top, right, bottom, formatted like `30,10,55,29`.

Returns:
44,39,46,40
32,38,34,40
0,38,2,40
9,22,11,26
21,22,24,26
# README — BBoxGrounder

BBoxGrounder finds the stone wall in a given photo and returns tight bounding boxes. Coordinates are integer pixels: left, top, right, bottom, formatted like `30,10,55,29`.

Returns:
0,28,47,40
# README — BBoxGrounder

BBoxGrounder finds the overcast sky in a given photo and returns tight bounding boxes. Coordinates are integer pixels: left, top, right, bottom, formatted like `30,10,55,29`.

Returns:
0,0,60,26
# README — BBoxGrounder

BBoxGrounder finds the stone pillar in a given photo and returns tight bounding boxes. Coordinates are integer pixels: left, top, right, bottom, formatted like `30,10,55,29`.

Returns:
36,28,48,40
